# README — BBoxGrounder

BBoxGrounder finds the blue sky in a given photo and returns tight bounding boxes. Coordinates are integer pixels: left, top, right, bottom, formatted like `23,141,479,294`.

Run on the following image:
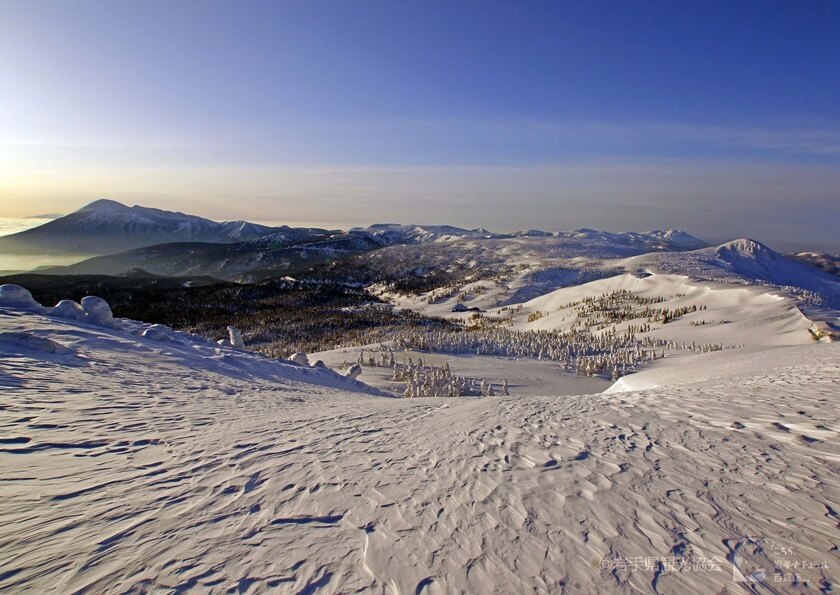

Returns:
1,0,839,250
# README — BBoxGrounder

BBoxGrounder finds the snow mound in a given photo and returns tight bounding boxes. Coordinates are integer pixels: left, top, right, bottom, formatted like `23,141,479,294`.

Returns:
0,284,44,311
2,285,124,330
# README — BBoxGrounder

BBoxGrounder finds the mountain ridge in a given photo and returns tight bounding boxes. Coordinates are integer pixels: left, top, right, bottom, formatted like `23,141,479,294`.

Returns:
3,199,710,257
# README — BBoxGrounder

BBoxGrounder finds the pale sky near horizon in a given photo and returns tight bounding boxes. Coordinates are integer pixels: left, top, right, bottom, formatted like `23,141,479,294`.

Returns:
1,1,839,252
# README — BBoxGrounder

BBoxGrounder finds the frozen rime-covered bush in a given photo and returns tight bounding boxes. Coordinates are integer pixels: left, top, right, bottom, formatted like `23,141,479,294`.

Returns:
344,363,362,379
142,324,174,341
0,284,44,310
0,286,123,330
288,352,309,366
50,296,122,329
81,296,121,329
227,325,245,349
51,300,88,322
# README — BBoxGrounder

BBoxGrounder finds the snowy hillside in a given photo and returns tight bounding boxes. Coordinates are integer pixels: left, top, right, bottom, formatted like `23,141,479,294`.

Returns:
358,225,706,249
2,283,838,593
552,228,707,250
0,199,278,255
788,251,840,278
39,229,399,281
374,237,840,328
359,223,506,243
622,239,840,307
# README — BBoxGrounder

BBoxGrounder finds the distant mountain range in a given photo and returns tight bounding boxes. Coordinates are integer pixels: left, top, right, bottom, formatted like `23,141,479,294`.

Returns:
1,199,715,281
360,224,708,250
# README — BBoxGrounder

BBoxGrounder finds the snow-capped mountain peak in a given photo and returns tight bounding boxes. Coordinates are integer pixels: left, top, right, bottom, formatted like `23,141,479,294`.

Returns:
716,238,771,257
643,229,708,250
0,200,278,256
76,198,130,213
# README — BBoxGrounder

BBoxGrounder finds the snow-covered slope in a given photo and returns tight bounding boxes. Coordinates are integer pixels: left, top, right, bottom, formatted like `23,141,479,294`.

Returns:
0,199,278,255
788,251,840,278
0,285,380,395
375,237,839,335
384,270,816,355
2,284,838,593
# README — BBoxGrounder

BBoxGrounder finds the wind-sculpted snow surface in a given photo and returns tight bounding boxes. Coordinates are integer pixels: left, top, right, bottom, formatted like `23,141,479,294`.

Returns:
1,305,838,592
